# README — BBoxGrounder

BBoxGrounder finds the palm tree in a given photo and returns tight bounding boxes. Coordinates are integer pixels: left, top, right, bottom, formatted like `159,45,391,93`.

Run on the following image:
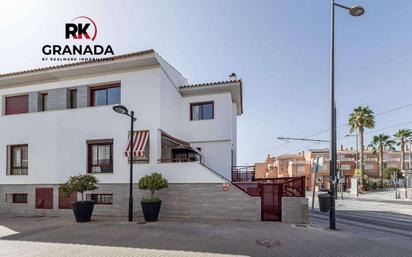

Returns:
393,128,412,172
348,106,375,190
368,134,395,184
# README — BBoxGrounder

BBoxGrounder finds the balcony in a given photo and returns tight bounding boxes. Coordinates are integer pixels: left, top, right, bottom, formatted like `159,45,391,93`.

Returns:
288,160,307,165
232,166,255,182
159,130,201,164
159,157,200,163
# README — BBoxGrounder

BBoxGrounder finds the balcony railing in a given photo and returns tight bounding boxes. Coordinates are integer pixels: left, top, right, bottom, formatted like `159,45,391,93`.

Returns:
232,166,255,182
158,158,199,163
9,168,28,175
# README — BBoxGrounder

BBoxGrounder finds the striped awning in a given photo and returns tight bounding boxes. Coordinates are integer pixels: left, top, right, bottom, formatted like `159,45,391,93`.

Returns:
124,131,149,158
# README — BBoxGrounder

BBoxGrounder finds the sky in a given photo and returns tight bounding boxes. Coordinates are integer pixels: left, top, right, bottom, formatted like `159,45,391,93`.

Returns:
2,0,412,165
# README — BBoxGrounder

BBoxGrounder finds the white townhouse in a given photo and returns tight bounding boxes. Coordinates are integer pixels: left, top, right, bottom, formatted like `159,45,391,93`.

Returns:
0,50,260,220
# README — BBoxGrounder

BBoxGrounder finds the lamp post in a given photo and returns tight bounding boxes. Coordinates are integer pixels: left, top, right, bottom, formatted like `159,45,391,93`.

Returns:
407,138,412,199
330,1,365,230
113,104,136,222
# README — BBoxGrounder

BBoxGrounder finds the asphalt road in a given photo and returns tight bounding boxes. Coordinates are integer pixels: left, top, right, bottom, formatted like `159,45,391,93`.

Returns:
309,193,412,249
311,209,412,238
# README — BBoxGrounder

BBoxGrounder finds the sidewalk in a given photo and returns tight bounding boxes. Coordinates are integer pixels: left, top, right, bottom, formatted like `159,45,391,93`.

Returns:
345,189,411,203
0,240,241,257
308,189,412,205
1,215,412,257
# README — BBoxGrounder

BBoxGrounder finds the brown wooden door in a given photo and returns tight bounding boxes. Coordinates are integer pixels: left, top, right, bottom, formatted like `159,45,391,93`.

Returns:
58,189,77,209
35,188,53,209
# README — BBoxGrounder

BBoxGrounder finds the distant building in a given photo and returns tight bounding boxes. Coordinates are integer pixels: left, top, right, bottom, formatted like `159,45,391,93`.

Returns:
255,145,408,191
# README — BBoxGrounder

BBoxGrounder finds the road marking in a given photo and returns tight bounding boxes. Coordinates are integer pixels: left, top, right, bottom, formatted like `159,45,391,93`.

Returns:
0,226,18,238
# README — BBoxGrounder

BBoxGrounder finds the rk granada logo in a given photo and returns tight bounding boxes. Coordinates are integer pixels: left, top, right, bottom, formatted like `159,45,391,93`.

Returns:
41,16,114,62
65,16,97,41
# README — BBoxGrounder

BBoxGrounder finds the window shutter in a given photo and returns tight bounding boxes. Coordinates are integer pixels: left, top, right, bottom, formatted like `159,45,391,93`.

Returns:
5,95,29,115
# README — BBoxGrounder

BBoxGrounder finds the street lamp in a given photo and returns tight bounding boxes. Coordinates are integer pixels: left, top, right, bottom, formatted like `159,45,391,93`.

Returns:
113,104,136,222
330,1,365,230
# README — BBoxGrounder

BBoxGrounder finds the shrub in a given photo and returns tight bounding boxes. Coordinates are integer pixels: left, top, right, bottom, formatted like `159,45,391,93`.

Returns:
363,176,377,191
376,179,391,189
383,167,402,180
138,172,168,202
60,174,98,201
363,176,391,191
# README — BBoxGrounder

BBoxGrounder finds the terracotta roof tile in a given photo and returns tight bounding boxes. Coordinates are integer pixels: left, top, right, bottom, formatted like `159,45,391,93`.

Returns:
0,49,155,78
179,79,241,89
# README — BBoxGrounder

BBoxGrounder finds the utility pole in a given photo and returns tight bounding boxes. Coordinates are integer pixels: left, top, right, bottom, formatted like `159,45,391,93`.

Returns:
329,0,365,230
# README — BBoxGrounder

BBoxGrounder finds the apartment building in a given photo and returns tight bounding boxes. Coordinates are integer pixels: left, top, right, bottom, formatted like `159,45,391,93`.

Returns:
255,153,311,189
256,145,405,191
0,50,260,220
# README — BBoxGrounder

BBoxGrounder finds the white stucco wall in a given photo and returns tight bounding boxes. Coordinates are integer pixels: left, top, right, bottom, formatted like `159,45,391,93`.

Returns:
0,65,238,184
180,93,233,142
190,141,232,180
179,93,235,178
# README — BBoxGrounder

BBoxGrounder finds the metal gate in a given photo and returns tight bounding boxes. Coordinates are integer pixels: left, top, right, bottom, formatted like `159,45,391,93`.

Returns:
260,183,283,221
234,176,305,221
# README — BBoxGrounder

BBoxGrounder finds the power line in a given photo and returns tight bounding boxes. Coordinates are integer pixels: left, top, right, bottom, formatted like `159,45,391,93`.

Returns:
277,137,329,143
285,102,412,139
240,102,412,161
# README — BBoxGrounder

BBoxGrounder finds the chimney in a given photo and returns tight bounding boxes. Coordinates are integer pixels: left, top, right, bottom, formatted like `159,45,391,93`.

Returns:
229,73,237,81
340,144,343,151
350,147,353,150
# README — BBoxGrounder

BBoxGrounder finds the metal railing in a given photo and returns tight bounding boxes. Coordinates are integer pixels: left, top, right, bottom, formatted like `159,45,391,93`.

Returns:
232,166,255,182
233,176,306,221
234,176,305,198
159,158,199,163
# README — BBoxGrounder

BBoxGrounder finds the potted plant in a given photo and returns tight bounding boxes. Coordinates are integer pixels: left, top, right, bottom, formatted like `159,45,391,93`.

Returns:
60,174,98,222
138,172,168,222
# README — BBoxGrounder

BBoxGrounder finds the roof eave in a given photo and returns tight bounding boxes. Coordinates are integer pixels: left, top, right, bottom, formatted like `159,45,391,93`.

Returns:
179,80,243,115
0,50,157,88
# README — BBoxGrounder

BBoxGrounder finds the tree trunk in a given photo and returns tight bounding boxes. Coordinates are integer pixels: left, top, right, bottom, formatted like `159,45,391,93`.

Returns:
400,140,405,171
379,146,383,185
359,127,365,190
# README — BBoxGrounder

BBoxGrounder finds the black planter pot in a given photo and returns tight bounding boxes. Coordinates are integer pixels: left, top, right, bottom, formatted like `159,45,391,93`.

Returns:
141,200,162,222
72,201,95,222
